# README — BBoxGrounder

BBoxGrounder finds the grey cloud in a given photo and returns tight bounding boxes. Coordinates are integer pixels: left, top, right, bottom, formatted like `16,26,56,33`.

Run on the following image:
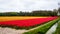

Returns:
0,0,58,12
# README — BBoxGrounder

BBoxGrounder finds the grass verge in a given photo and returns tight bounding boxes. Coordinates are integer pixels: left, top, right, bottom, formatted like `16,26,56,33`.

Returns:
23,18,59,34
53,17,60,34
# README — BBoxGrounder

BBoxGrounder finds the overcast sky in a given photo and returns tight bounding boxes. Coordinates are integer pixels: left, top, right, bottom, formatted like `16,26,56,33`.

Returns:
0,0,59,12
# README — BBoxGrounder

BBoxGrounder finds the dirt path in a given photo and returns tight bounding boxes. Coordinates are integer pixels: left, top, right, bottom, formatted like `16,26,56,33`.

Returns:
0,27,28,34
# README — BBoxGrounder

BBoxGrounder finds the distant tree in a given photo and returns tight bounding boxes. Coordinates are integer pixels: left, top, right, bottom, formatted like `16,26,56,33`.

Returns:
9,12,19,16
53,9,58,16
58,8,60,13
58,8,60,16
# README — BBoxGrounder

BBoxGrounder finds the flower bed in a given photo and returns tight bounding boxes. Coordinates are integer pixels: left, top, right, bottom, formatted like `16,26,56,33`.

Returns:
0,17,58,28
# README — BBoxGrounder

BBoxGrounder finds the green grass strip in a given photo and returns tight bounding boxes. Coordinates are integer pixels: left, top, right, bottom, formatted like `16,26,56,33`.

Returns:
53,18,60,34
23,18,59,34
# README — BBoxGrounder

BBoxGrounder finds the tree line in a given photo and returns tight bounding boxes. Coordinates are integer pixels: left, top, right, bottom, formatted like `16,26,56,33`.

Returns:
0,8,60,16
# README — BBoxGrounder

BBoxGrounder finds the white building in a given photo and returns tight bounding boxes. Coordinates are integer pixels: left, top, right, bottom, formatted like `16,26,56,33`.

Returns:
58,11,60,16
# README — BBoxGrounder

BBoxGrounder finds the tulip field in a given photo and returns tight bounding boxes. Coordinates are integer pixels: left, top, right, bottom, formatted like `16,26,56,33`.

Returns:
0,16,59,34
0,16,58,29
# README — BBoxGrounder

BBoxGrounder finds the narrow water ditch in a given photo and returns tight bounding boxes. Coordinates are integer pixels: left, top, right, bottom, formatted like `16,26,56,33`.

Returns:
46,23,58,34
